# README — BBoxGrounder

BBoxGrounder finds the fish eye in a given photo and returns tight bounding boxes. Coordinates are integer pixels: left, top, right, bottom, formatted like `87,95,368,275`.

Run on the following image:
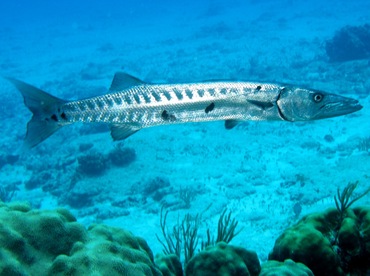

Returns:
313,93,324,103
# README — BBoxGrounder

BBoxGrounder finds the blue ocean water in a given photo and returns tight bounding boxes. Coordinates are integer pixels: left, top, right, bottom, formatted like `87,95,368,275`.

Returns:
0,0,369,273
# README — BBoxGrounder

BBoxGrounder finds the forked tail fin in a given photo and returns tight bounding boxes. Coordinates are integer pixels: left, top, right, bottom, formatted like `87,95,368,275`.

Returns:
7,78,67,149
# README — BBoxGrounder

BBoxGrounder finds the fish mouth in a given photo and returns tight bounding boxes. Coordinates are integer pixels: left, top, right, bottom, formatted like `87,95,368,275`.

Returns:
316,98,363,119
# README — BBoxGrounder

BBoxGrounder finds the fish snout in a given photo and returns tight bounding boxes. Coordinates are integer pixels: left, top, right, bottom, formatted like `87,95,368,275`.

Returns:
317,95,363,119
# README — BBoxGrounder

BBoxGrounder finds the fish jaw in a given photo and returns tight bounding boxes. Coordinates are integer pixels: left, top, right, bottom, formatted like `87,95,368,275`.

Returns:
312,94,363,120
277,87,363,121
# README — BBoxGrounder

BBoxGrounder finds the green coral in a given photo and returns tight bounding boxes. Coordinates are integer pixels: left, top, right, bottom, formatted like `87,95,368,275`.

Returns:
0,202,86,275
185,242,261,276
155,253,183,276
269,207,370,276
0,201,161,275
260,259,313,276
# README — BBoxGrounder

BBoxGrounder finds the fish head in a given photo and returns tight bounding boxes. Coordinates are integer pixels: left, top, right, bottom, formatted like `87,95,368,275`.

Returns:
276,87,362,121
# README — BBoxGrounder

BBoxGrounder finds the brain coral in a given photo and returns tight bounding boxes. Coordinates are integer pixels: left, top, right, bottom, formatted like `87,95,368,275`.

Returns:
185,242,261,276
269,207,370,276
260,259,313,276
0,201,161,276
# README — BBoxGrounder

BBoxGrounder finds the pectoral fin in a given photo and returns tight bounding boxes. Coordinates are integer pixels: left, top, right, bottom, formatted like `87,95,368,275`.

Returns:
110,124,140,141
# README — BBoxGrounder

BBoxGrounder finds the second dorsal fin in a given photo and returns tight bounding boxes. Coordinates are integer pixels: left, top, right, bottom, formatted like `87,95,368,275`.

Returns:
109,72,146,91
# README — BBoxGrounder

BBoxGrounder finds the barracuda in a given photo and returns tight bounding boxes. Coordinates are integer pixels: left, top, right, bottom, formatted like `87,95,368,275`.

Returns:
8,72,362,149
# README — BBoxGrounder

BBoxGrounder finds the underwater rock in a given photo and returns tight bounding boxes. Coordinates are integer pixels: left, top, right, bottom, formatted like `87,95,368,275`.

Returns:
78,142,94,152
0,154,19,169
0,201,161,276
25,171,53,190
77,151,108,176
64,180,102,208
325,24,370,62
324,134,335,143
142,177,173,202
109,145,136,167
185,242,261,276
260,259,313,276
269,207,370,275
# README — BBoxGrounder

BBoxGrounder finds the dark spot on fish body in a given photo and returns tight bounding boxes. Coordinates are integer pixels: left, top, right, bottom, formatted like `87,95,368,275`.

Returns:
143,93,151,103
87,101,96,110
124,95,132,105
220,88,227,95
96,99,105,109
161,110,176,121
163,90,172,100
229,88,238,95
133,94,141,104
77,102,87,111
185,89,193,99
51,114,58,122
205,102,215,113
113,96,122,105
118,114,127,122
89,114,98,122
161,110,169,120
105,97,114,107
256,85,262,91
208,88,216,97
61,112,67,120
107,114,116,122
173,88,183,100
152,91,162,102
126,112,137,123
99,112,109,121
197,89,205,97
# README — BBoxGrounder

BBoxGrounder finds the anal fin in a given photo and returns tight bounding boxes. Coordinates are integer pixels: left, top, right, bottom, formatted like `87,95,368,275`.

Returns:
110,124,140,141
225,120,240,129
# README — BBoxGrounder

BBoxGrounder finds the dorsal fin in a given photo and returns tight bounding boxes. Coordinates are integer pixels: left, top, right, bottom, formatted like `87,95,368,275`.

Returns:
109,72,146,91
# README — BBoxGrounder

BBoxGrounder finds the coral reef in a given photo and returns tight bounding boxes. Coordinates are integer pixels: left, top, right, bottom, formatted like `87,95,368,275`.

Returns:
260,259,313,276
0,202,86,275
157,207,242,266
108,144,136,167
268,207,370,275
155,254,183,276
325,24,370,62
185,242,261,276
0,201,161,275
143,177,173,202
77,151,108,176
50,224,161,276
